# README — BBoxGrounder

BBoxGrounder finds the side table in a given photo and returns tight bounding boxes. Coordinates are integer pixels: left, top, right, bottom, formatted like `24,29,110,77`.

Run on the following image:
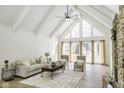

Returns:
1,68,16,81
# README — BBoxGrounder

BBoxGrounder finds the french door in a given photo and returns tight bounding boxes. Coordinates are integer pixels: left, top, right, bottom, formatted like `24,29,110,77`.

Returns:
62,42,70,60
61,40,105,64
71,42,80,62
94,41,103,64
82,41,92,63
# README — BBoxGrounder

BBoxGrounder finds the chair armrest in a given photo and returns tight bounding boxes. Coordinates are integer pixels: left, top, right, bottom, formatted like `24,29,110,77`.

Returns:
16,65,27,69
15,65,28,77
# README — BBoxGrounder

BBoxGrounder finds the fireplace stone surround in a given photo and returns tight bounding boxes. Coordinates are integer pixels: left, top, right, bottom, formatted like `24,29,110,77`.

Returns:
102,6,124,88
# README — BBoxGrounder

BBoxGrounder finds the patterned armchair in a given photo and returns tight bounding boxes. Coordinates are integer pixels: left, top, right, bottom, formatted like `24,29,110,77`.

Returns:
60,55,69,69
74,56,86,72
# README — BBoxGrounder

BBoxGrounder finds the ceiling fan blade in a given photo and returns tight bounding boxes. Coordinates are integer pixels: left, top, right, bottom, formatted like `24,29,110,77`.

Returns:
69,17,78,20
69,14,79,17
56,16,65,18
56,18,65,21
64,12,67,17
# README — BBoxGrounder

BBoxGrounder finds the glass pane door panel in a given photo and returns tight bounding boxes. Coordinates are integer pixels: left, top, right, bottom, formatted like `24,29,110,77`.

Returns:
71,42,80,62
82,41,92,63
94,41,103,64
62,42,70,60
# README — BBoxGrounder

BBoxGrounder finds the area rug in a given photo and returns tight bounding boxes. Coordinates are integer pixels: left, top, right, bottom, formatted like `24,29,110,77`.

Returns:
20,70,84,88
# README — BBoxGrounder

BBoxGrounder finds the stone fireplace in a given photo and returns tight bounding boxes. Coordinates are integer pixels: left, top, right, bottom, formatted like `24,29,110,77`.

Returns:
102,6,124,88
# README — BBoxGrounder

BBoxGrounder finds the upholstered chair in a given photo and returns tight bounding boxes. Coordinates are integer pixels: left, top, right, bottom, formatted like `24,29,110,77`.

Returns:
61,55,69,69
74,56,86,72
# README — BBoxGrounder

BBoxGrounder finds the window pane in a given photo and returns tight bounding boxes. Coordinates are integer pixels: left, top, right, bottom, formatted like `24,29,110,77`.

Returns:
94,41,103,64
71,23,79,38
82,20,92,37
93,28,103,36
71,42,80,61
62,43,70,55
82,42,92,63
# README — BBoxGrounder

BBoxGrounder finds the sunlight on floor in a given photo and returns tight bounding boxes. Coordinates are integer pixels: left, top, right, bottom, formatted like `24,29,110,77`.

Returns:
77,64,110,88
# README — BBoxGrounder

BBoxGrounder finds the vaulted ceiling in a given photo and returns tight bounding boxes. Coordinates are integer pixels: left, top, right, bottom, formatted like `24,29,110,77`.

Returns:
0,5,119,39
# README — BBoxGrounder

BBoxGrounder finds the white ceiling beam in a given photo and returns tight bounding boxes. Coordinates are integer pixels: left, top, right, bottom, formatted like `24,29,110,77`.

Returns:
13,6,31,32
89,5,115,21
77,6,112,29
58,19,78,40
49,8,74,38
34,6,56,35
105,5,119,14
49,19,65,38
75,6,110,35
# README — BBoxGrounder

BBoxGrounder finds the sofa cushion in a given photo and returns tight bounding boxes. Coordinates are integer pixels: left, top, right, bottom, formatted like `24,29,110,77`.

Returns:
28,64,42,72
21,60,31,67
15,60,24,66
28,59,36,65
77,60,84,63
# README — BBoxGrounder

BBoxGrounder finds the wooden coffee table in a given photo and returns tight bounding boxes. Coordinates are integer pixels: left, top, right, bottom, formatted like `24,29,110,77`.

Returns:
41,63,65,79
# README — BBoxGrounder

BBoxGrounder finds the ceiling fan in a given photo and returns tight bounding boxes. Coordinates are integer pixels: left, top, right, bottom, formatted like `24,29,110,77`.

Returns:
56,5,78,20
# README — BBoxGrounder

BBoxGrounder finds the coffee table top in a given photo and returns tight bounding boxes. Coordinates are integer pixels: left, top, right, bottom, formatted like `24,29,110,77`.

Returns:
42,62,65,69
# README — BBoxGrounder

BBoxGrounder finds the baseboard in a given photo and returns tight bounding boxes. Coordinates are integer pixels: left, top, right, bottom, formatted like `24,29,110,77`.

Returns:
86,63,110,66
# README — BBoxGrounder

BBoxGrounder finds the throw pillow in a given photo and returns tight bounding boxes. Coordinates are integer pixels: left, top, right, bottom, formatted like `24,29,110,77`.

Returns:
14,60,24,66
29,59,36,65
35,58,41,64
61,59,66,62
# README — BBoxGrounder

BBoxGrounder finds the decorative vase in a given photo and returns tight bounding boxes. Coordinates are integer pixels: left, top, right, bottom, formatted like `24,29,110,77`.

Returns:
4,60,9,68
1,60,15,81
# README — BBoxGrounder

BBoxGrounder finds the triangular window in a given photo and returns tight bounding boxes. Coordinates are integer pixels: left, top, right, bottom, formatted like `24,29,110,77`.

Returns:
93,28,103,36
64,32,71,39
82,20,92,37
71,23,79,38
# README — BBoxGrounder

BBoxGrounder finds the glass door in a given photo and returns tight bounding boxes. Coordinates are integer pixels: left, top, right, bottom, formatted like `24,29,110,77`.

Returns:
62,42,70,60
71,42,80,62
61,40,105,64
94,41,104,64
82,41,92,63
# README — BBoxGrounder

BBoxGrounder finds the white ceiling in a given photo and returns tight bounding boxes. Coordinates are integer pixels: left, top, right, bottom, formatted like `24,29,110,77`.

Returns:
0,5,118,39
0,6,25,26
18,6,52,32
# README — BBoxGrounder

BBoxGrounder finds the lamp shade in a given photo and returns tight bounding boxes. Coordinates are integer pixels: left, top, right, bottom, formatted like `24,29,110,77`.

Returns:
45,53,49,56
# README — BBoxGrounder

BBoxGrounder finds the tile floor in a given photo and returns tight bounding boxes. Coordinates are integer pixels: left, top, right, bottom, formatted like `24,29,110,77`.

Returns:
77,64,110,88
0,63,110,88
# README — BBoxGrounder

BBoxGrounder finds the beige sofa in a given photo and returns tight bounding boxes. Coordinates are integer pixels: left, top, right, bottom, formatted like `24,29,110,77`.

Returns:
12,59,44,78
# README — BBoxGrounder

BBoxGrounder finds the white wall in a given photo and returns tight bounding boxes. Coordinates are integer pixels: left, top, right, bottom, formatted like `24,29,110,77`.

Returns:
0,24,56,79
